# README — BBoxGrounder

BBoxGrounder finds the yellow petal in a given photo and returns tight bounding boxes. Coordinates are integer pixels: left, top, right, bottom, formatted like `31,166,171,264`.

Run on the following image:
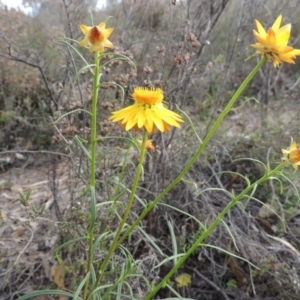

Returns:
279,55,296,64
288,49,300,56
79,38,88,46
290,141,297,151
98,22,106,30
271,15,282,32
255,19,266,37
274,45,293,54
276,31,290,45
104,28,114,39
80,24,91,35
151,112,165,132
265,28,276,44
89,45,104,52
250,43,266,51
289,149,300,164
103,39,114,49
253,34,268,46
277,23,291,35
144,119,153,134
125,116,137,131
145,112,154,133
282,149,289,156
137,110,146,128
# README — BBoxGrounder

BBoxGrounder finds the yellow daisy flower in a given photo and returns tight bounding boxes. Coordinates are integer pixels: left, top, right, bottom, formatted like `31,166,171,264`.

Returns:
282,140,300,170
79,22,113,52
109,87,184,134
250,15,300,67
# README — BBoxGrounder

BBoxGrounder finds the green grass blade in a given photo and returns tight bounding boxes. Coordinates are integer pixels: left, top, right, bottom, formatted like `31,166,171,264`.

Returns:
167,220,178,265
90,186,96,229
74,272,90,300
74,135,91,160
18,290,80,300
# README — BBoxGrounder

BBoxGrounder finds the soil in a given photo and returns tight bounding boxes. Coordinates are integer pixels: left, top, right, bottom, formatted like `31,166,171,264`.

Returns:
0,159,73,299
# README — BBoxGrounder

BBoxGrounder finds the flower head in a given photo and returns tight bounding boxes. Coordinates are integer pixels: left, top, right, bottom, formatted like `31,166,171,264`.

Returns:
137,139,156,151
250,15,300,67
282,140,300,170
79,22,113,52
109,87,184,134
175,273,192,288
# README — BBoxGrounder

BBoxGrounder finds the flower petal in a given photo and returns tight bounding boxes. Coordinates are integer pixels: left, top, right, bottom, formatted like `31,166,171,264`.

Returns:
79,38,89,46
80,24,91,35
271,14,282,32
103,39,114,49
290,141,297,151
104,28,114,39
255,19,266,37
98,22,106,30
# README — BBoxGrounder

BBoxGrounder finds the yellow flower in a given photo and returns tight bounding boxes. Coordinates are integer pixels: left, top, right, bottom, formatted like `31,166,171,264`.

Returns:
137,139,156,151
250,15,300,67
145,139,156,151
175,273,192,288
282,140,300,170
109,87,184,134
79,22,113,52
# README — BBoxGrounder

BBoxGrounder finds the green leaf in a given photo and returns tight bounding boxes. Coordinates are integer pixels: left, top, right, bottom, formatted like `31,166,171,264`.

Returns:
17,290,81,300
74,135,91,160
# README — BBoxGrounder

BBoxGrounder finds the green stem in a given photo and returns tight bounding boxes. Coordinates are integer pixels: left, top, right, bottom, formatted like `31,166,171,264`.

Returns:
117,57,267,247
83,52,101,300
145,162,284,299
92,129,149,290
90,53,101,186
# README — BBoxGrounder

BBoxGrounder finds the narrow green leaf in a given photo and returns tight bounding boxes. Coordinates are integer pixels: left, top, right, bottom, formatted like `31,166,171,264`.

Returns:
167,220,178,265
74,272,90,300
90,186,96,229
74,135,91,160
59,38,93,73
17,290,80,300
74,64,96,85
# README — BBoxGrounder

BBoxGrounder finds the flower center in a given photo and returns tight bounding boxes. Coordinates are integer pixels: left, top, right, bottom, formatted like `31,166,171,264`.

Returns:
132,87,164,105
89,26,105,45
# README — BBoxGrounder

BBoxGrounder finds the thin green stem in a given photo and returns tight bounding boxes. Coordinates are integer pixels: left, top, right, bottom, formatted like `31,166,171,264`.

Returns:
145,162,284,299
92,130,149,290
117,58,267,247
83,52,101,300
90,53,101,187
